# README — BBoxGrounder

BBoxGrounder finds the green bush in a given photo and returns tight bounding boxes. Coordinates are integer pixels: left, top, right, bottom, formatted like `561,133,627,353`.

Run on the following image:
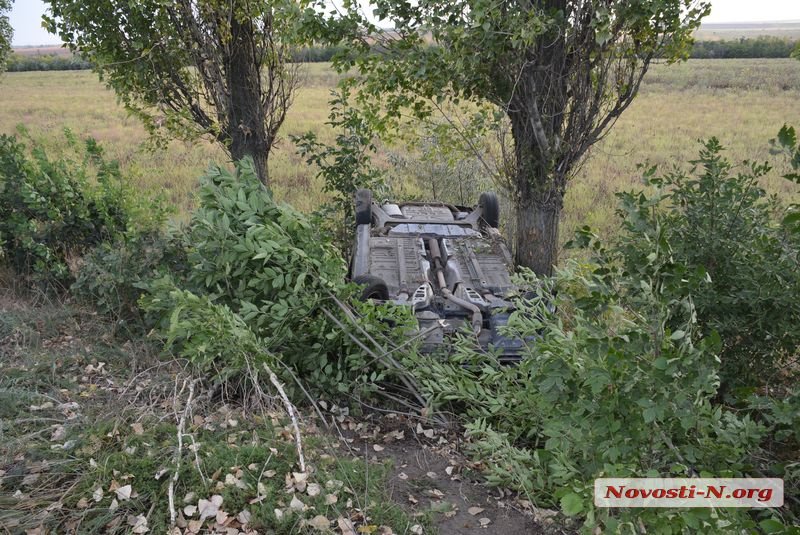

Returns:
70,230,186,332
0,130,166,288
410,262,773,532
691,37,798,59
607,138,800,394
294,85,386,251
139,157,416,393
404,138,799,531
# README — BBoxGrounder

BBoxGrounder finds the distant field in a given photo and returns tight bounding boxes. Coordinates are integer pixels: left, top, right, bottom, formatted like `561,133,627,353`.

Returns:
695,21,800,40
11,46,71,57
0,59,798,251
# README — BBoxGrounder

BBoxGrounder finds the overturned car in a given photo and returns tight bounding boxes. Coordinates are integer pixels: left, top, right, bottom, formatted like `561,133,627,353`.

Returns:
349,189,526,361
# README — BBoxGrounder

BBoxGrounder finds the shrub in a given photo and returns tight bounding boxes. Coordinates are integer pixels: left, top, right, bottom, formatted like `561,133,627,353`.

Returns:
293,85,385,251
409,260,772,531
0,130,166,288
70,230,187,332
607,138,800,393
404,137,800,531
139,157,416,394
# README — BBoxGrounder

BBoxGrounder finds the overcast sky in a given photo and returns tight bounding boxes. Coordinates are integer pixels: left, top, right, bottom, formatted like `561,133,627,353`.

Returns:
8,0,800,46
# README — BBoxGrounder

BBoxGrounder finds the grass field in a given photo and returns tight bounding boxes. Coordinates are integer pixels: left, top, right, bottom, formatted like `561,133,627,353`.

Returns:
1,59,799,250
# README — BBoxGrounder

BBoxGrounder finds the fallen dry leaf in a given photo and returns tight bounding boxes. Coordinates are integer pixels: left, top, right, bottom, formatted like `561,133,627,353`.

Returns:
468,507,485,516
115,484,132,501
127,514,149,534
308,515,330,530
290,494,305,511
479,517,491,528
325,493,338,505
372,444,384,452
307,483,321,497
22,473,40,486
197,494,224,521
183,504,197,517
237,510,252,525
92,487,103,502
337,516,357,535
131,423,144,436
410,525,423,535
51,425,66,442
187,519,203,534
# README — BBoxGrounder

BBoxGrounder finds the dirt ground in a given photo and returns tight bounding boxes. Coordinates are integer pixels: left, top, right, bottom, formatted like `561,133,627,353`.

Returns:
328,411,571,535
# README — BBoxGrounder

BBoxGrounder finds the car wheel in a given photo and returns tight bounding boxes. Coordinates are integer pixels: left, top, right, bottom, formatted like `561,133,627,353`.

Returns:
352,274,390,301
355,189,373,226
479,191,500,228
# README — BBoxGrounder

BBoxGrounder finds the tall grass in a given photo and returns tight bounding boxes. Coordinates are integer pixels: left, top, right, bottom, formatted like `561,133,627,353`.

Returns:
0,60,798,247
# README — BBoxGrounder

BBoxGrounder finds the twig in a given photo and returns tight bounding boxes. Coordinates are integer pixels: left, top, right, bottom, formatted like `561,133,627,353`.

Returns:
321,302,427,409
272,357,329,429
168,378,198,527
262,363,306,473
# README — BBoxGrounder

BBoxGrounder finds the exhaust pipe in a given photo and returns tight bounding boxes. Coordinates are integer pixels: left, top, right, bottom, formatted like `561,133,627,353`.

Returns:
427,239,482,335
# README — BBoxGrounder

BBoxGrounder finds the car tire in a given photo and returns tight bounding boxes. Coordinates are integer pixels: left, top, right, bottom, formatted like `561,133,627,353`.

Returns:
479,191,500,228
352,274,390,301
355,189,373,226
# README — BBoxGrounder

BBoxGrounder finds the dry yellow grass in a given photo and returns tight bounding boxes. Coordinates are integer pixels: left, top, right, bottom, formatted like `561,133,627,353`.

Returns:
0,59,798,245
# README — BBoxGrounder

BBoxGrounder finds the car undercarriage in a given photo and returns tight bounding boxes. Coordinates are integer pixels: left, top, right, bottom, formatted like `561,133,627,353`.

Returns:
349,189,526,361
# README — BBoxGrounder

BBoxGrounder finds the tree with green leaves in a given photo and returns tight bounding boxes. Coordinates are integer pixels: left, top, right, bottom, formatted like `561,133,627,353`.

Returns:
324,0,709,274
0,0,12,76
44,0,303,185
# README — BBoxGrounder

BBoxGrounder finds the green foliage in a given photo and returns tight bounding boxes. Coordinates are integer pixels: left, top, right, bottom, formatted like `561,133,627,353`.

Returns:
404,137,800,531
139,157,415,393
772,124,800,232
71,231,186,332
6,52,92,72
174,157,345,346
145,286,277,380
293,84,385,249
0,0,11,76
0,130,166,287
410,263,767,532
691,37,799,59
604,138,800,392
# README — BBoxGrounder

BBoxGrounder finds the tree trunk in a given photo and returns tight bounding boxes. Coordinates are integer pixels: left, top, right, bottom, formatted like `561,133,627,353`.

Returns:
508,107,563,277
227,16,270,186
514,191,560,276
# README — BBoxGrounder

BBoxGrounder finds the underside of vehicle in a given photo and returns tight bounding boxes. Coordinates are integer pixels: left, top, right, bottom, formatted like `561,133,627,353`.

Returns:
349,189,526,361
